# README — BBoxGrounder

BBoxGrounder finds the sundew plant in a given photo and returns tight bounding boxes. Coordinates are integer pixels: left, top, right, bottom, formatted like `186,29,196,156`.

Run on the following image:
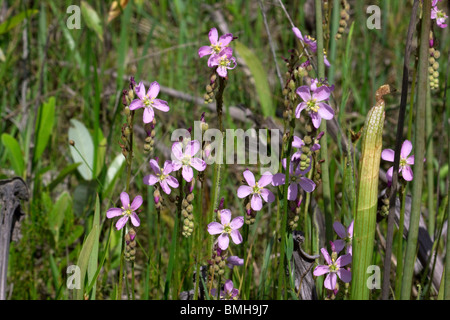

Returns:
0,0,449,302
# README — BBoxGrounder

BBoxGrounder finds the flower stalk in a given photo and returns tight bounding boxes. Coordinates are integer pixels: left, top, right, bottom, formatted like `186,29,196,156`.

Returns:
400,0,432,299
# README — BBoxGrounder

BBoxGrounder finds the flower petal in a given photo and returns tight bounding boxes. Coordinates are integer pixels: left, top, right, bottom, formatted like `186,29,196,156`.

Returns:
336,254,352,268
401,165,413,181
115,216,128,230
271,173,286,186
258,172,273,187
166,175,179,188
321,247,332,265
292,136,304,149
218,233,230,250
152,99,170,112
143,107,154,123
287,182,298,201
130,212,140,227
218,33,233,46
312,86,331,102
310,112,322,129
130,195,143,211
401,140,413,159
216,66,228,78
381,149,395,162
208,27,218,45
190,157,207,171
295,102,307,119
147,81,160,99
237,185,253,198
134,82,146,100
159,180,171,195
296,86,312,102
207,222,224,235
220,209,232,225
230,216,244,230
313,265,330,276
129,99,144,110
172,142,184,160
260,189,275,203
243,170,256,187
230,229,243,245
120,192,130,208
324,273,337,291
292,27,304,40
186,140,201,157
143,174,158,186
162,160,173,175
251,194,263,211
149,159,161,174
337,268,352,283
299,177,316,193
317,103,335,120
182,165,194,182
198,45,213,58
106,208,123,218
333,239,345,254
333,221,347,239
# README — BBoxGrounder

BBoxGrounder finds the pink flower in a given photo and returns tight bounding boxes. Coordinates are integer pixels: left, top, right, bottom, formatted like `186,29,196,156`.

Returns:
381,140,416,182
431,5,448,28
226,256,244,269
237,170,275,211
198,27,234,66
333,220,354,255
207,209,244,250
106,192,142,230
295,85,335,129
313,246,352,291
143,159,179,194
209,47,237,78
129,81,169,123
171,140,207,182
272,158,316,201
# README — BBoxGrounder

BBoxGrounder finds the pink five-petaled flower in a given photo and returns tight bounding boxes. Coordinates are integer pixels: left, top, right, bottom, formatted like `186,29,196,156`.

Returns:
171,140,207,182
198,27,234,66
237,170,275,211
313,245,352,291
381,139,416,183
295,85,335,129
129,81,169,124
333,220,354,255
272,159,316,201
106,192,142,230
143,159,179,195
209,47,237,78
220,280,240,300
207,209,244,250
431,5,448,28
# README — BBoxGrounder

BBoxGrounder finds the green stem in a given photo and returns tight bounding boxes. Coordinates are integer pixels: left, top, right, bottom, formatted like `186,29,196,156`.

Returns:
425,83,435,237
394,184,406,300
400,0,431,300
315,0,333,248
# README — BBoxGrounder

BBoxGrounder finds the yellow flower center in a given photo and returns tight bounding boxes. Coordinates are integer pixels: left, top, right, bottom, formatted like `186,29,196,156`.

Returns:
307,99,320,113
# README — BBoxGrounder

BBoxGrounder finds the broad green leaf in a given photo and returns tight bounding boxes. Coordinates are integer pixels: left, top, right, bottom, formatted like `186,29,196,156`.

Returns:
48,192,71,245
75,224,99,300
81,1,103,42
68,119,94,180
34,97,55,161
104,154,125,195
1,133,25,177
234,41,274,117
87,194,101,300
63,225,84,247
0,9,38,35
